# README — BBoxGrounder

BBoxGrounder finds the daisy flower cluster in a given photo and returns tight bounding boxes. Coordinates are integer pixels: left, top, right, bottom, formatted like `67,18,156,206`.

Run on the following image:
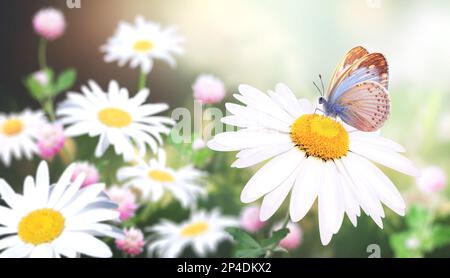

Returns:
0,7,239,258
0,4,428,259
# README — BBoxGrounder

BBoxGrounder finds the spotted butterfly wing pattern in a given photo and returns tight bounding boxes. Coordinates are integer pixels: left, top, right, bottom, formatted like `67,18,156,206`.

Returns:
325,46,390,132
347,52,389,89
336,81,390,132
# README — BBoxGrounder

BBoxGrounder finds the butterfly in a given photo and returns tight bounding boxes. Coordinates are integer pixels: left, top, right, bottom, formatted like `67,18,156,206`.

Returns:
317,46,390,132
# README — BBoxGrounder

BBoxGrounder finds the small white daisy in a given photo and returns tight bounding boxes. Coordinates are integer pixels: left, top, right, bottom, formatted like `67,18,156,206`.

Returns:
147,209,238,258
0,110,47,166
101,16,184,74
56,80,175,161
117,149,205,207
0,161,123,258
207,83,419,245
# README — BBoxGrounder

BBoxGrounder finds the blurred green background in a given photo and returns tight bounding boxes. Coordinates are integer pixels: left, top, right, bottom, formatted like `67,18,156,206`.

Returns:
0,0,449,257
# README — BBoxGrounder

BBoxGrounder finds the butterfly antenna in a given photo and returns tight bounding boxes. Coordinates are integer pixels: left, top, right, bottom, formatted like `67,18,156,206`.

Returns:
313,81,322,96
319,74,325,96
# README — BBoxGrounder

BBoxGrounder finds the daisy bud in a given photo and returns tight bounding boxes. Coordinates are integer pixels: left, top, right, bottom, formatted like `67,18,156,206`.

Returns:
71,162,100,188
275,222,302,250
37,124,65,160
240,205,265,233
106,186,138,221
193,74,225,104
59,138,76,165
33,70,50,86
115,227,145,256
32,8,66,40
417,166,446,194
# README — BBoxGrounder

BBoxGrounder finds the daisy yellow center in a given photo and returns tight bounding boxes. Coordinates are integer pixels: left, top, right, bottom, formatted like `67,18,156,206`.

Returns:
2,119,23,136
98,107,132,128
133,40,154,53
148,170,174,183
18,209,65,245
290,114,349,160
180,221,209,237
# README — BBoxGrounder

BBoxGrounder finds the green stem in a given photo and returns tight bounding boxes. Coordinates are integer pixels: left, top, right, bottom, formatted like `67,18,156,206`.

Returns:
38,38,48,69
281,213,290,228
265,212,290,258
43,98,56,121
139,202,155,223
138,71,147,90
424,196,439,232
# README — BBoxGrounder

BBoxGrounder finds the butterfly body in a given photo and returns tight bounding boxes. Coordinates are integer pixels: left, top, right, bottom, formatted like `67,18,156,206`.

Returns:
319,46,390,132
320,97,346,118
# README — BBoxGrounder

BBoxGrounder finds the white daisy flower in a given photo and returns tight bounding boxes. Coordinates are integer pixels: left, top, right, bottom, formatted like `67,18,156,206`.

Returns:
147,209,238,258
117,149,205,207
56,80,175,161
207,83,419,245
101,16,184,74
0,161,123,258
0,110,47,166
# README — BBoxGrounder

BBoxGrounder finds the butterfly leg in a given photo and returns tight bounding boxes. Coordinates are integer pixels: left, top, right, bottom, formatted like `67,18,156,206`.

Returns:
314,107,325,114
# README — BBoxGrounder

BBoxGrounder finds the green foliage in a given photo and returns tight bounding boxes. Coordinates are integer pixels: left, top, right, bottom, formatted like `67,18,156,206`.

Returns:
166,134,214,168
24,67,77,103
430,225,450,248
24,68,54,101
405,205,428,230
260,228,289,248
54,68,77,96
390,204,450,258
226,227,289,258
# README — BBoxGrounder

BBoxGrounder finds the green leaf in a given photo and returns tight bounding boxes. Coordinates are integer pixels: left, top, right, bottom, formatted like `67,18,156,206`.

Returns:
406,204,429,230
54,68,76,96
272,246,289,254
261,228,289,248
24,76,45,101
235,248,266,258
23,68,55,101
226,227,261,249
430,225,450,249
43,67,55,84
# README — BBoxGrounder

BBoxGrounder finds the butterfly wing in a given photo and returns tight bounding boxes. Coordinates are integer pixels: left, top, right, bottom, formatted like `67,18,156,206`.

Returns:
328,51,389,103
351,52,389,89
336,81,390,132
328,46,369,94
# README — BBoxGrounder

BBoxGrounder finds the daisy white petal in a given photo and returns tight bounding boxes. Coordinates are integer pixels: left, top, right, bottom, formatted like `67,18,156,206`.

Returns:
260,164,300,221
208,130,291,152
350,140,418,176
62,232,112,258
29,243,54,258
240,148,304,203
289,157,322,222
0,179,20,209
0,242,33,258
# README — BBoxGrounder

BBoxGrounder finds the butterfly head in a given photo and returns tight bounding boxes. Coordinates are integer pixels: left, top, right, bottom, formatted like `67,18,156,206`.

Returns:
318,96,327,105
